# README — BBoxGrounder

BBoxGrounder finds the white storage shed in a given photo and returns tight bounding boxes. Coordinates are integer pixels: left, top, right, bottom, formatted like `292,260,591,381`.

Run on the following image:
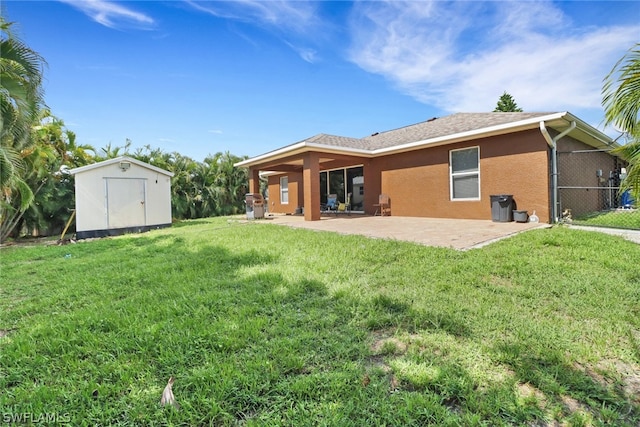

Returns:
69,156,174,239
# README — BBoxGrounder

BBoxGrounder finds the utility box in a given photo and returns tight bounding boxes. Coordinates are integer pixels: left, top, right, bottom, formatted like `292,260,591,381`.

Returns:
490,195,514,222
245,193,265,220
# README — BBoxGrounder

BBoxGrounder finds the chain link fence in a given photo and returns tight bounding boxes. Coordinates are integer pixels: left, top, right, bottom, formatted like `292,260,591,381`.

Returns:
558,149,638,230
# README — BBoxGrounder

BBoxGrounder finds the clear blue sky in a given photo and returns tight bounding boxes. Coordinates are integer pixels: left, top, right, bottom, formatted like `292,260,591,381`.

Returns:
5,1,639,161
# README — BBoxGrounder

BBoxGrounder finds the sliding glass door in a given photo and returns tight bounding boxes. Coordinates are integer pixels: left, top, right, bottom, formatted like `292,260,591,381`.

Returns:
347,167,364,210
319,166,364,211
329,170,344,201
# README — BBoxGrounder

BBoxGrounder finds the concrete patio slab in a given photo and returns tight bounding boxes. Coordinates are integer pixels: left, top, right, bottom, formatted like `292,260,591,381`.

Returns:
566,224,640,244
258,214,549,250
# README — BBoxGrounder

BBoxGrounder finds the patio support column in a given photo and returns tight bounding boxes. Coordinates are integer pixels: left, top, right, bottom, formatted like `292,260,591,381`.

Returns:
364,159,381,215
303,152,321,221
248,168,260,194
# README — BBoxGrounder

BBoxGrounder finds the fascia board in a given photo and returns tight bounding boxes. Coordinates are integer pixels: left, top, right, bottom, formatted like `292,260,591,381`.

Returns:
305,142,372,157
69,156,126,174
372,112,569,156
234,142,308,167
69,156,174,177
234,142,372,168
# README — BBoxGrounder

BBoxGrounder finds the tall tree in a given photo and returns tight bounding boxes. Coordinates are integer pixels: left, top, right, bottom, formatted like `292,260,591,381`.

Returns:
603,43,640,202
96,139,131,161
493,91,523,112
21,111,94,236
0,16,47,241
206,151,248,215
169,152,199,220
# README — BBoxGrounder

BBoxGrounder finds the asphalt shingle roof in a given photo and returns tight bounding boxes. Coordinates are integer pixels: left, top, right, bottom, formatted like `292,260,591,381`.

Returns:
286,112,561,152
303,133,370,150
300,112,558,151
360,112,557,150
235,111,615,168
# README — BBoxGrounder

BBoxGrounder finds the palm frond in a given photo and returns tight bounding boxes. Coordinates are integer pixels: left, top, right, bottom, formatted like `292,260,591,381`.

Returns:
603,43,640,137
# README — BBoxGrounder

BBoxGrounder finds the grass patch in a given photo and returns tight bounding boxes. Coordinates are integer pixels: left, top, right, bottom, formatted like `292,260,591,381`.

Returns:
1,217,639,425
574,209,640,229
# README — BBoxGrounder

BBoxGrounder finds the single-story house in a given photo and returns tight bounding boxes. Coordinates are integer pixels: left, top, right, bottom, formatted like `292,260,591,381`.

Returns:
70,156,174,239
235,112,622,223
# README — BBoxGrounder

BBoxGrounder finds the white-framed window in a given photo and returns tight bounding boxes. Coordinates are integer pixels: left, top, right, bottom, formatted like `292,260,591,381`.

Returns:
450,146,480,200
280,176,289,204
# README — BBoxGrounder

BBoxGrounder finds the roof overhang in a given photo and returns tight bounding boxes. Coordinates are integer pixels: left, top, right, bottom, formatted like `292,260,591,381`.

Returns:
549,112,619,150
373,112,576,155
235,112,618,170
234,141,372,169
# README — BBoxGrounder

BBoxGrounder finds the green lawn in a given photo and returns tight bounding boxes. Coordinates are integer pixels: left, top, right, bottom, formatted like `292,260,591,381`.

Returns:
574,209,640,230
1,218,639,426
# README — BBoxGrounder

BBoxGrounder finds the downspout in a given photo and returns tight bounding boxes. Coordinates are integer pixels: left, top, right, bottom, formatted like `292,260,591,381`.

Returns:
539,120,576,223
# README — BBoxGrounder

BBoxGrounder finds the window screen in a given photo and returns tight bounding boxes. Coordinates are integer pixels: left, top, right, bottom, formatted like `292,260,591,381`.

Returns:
450,147,479,200
280,176,289,204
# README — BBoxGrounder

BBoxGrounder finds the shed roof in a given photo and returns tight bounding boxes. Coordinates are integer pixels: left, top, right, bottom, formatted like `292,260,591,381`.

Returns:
69,156,174,177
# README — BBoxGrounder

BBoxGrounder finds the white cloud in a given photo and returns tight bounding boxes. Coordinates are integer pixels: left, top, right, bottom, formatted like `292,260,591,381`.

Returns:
59,0,154,30
348,1,639,116
186,0,322,62
208,129,223,135
185,0,319,35
285,41,318,63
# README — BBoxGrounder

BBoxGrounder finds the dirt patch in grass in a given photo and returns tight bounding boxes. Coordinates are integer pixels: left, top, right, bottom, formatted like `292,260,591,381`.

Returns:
366,330,414,393
560,394,590,416
516,382,546,401
0,236,62,248
0,329,15,339
571,358,640,404
592,359,640,403
370,336,408,355
488,274,515,288
369,329,405,354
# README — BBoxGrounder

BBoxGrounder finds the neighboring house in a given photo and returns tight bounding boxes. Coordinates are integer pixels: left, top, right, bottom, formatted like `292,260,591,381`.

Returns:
235,112,622,223
69,156,174,239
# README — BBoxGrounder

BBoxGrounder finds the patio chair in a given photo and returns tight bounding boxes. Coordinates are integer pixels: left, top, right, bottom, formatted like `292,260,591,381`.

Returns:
323,194,338,213
373,194,390,216
336,193,352,216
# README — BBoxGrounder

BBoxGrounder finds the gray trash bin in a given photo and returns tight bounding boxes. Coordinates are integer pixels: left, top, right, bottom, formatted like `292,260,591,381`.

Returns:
490,195,513,222
513,210,528,223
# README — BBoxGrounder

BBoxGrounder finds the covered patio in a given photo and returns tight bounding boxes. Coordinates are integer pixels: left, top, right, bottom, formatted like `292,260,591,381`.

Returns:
240,143,374,221
256,214,548,250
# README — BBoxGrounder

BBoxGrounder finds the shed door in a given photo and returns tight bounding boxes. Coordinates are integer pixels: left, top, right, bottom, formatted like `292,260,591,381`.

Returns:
106,178,146,229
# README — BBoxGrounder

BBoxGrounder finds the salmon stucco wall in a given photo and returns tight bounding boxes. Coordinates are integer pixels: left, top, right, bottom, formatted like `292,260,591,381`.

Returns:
374,129,552,222
267,172,303,214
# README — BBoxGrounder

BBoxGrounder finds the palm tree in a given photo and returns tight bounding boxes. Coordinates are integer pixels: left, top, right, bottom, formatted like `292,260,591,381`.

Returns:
603,43,640,201
96,139,131,161
133,145,172,171
214,151,248,215
170,153,199,219
0,114,57,241
22,111,95,236
0,17,47,241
